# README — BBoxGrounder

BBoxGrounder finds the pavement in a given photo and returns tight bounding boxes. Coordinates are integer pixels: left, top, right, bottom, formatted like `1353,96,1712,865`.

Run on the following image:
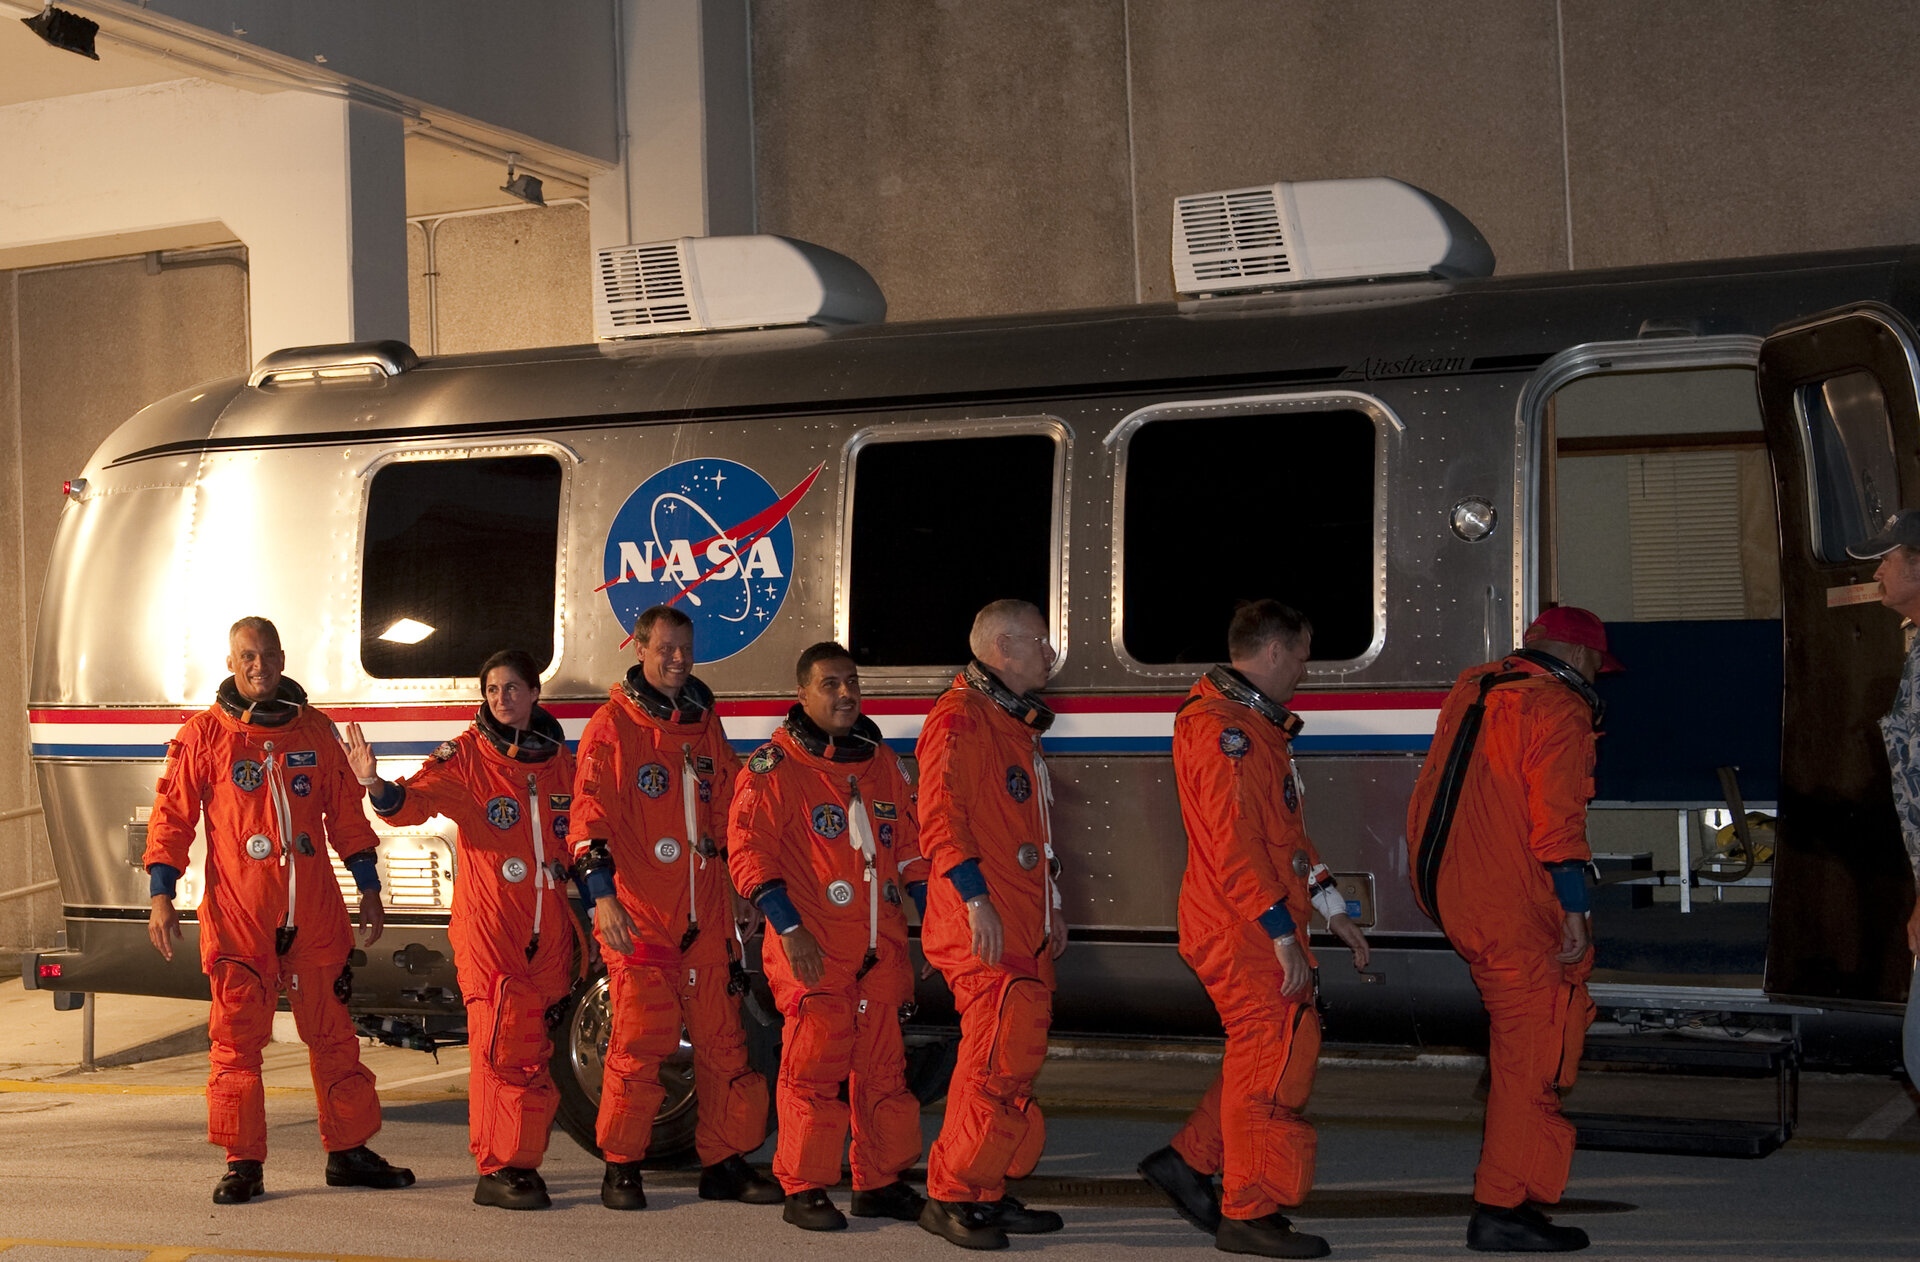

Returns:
2,976,1918,1259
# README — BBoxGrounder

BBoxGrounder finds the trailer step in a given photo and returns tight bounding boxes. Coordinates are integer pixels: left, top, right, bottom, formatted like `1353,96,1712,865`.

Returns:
1568,1111,1789,1158
1569,1032,1798,1158
1580,1032,1793,1073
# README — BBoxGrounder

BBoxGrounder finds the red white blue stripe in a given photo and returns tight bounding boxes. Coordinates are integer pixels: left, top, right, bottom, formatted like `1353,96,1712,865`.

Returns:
29,691,1445,761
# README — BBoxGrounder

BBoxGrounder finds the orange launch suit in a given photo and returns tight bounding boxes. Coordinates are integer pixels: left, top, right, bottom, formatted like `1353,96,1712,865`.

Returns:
1406,654,1598,1209
728,712,929,1194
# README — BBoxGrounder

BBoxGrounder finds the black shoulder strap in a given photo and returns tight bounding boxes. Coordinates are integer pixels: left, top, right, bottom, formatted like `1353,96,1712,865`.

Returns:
1412,667,1528,932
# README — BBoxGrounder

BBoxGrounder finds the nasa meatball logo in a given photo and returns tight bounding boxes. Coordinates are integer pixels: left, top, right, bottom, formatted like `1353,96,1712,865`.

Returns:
877,822,894,849
1283,774,1299,813
637,763,670,798
1005,766,1032,803
600,458,823,661
486,796,521,829
290,773,312,797
230,760,264,792
812,804,848,839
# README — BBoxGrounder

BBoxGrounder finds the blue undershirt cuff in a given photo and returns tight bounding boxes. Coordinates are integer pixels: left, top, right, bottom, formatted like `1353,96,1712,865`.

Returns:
756,886,802,935
907,881,928,918
582,866,617,903
944,858,988,902
344,851,381,894
1547,861,1590,913
147,862,180,899
1257,899,1297,938
367,779,403,814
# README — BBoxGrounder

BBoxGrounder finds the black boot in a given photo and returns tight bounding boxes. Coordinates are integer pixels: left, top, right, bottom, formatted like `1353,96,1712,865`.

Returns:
918,1198,1010,1251
212,1159,264,1205
474,1166,551,1210
602,1160,646,1210
698,1153,783,1204
1215,1212,1331,1258
1467,1203,1590,1252
850,1179,928,1220
324,1145,415,1189
783,1187,849,1231
992,1194,1063,1234
1140,1144,1222,1234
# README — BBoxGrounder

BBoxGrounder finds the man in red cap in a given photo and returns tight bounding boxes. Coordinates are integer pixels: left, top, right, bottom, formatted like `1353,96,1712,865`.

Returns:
1405,605,1620,1253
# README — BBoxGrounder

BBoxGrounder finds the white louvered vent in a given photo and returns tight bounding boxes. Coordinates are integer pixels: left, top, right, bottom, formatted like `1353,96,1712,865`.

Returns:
1171,178,1495,296
1175,187,1295,287
330,836,455,911
596,242,694,332
593,235,886,340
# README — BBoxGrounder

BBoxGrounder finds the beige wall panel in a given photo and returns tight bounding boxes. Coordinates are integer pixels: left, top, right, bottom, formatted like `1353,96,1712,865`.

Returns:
3,257,246,948
1126,0,1567,300
407,223,431,353
753,0,1135,321
427,205,592,355
1563,1,1920,268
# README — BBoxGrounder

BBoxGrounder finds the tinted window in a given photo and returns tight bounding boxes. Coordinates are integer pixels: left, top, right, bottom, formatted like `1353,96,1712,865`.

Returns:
361,455,562,678
847,433,1057,666
1800,370,1900,563
1122,411,1375,662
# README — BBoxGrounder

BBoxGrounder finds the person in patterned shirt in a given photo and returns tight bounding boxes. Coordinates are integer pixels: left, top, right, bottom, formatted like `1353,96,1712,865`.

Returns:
1847,509,1920,1089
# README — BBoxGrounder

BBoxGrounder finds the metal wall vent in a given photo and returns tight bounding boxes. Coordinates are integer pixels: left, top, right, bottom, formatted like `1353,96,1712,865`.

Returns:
1172,178,1495,296
593,235,886,340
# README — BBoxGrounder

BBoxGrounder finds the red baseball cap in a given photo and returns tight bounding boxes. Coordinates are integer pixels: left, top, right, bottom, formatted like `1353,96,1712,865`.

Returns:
1524,606,1624,673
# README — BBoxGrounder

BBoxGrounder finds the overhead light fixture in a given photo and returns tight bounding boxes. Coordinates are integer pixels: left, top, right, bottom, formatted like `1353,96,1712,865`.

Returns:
22,4,100,60
378,618,435,644
501,155,545,207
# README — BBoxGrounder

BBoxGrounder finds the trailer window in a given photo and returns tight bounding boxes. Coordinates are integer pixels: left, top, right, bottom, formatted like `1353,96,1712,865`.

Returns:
1799,370,1900,563
1120,410,1376,663
845,432,1059,666
361,455,563,679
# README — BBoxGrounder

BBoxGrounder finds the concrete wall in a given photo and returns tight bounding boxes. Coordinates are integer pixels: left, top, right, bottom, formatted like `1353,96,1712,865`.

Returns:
0,255,248,949
753,0,1920,321
87,0,619,163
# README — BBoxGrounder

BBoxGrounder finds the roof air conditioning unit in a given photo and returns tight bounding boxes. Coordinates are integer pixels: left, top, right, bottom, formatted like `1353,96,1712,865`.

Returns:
1171,177,1494,296
594,234,886,340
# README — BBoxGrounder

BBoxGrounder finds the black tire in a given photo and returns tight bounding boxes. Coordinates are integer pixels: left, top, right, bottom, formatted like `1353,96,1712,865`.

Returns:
904,1030,960,1104
549,968,785,1161
549,972,699,1161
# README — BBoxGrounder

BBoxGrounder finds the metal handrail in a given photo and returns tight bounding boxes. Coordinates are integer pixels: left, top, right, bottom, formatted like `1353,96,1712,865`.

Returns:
0,805,55,903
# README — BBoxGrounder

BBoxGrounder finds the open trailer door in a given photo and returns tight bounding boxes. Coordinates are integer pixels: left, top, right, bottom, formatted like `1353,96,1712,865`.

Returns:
1757,303,1920,1010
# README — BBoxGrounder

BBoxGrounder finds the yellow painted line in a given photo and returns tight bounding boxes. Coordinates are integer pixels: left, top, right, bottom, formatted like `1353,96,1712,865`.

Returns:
1,1240,456,1262
0,1077,301,1098
0,1078,463,1102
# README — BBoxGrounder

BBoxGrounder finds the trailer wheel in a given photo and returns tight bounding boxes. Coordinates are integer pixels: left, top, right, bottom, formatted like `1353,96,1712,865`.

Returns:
550,972,698,1160
549,969,785,1160
904,1031,960,1104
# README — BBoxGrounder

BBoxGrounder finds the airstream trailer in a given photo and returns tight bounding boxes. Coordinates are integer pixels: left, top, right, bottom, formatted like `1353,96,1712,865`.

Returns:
23,226,1920,1158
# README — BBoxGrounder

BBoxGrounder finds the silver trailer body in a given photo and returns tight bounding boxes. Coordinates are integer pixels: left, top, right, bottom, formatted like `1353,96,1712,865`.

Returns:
26,248,1920,1075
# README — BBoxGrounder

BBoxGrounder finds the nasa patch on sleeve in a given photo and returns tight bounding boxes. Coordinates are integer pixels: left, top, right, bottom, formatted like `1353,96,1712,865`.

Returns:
1219,727,1251,759
747,744,784,774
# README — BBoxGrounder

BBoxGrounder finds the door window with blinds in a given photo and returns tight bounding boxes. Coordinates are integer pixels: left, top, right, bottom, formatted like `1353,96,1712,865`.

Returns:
1544,367,1778,622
